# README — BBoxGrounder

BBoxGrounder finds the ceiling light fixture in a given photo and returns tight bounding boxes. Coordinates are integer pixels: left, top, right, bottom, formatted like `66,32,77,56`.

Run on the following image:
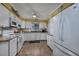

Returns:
32,11,38,18
32,14,36,18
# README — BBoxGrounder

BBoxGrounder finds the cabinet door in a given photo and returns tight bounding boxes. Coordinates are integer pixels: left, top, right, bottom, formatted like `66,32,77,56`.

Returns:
40,33,46,40
25,33,35,41
62,4,79,55
44,33,47,40
30,33,35,41
35,33,40,40
10,37,17,56
21,33,25,42
24,33,28,41
24,33,30,41
0,42,8,56
41,33,44,40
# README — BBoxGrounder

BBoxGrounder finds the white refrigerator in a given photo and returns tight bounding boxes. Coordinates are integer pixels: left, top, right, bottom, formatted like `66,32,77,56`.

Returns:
48,3,79,56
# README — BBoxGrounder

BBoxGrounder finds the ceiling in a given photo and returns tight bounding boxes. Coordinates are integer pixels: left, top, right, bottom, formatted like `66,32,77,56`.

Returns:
11,3,61,20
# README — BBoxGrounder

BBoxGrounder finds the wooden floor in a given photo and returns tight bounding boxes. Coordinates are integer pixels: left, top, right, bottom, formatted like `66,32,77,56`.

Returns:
17,41,52,56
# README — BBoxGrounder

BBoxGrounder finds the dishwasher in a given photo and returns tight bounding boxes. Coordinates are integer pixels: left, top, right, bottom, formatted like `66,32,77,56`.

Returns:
17,35,23,52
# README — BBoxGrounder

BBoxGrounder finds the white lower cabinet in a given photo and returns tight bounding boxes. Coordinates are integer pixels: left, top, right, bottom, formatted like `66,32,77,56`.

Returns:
0,42,8,56
0,37,17,56
23,33,29,41
10,37,17,56
35,33,41,40
31,33,36,41
41,33,47,40
24,33,34,41
24,33,47,41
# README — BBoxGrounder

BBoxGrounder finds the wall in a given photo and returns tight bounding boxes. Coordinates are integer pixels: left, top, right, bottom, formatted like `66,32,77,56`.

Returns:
0,4,10,27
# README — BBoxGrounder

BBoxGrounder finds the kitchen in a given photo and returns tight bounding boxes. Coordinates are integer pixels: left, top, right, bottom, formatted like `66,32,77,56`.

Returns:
0,3,51,56
0,3,79,56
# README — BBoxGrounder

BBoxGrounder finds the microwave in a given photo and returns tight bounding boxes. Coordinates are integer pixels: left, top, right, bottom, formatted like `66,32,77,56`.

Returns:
10,20,17,27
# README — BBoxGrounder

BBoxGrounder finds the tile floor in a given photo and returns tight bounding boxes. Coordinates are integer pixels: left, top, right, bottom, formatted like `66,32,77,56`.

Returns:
17,41,52,56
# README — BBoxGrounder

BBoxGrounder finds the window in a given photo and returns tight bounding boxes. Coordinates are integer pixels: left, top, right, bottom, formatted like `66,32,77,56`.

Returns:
32,23,39,30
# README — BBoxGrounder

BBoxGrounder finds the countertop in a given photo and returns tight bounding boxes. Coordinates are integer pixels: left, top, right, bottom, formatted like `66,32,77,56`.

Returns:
0,35,17,42
0,32,48,42
23,31,48,33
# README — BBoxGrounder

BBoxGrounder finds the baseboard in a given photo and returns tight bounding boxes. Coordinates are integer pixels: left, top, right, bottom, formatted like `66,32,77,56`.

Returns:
24,40,47,43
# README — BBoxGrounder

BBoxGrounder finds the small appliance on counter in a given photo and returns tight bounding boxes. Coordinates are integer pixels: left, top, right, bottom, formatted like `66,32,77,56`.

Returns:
42,28,47,32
